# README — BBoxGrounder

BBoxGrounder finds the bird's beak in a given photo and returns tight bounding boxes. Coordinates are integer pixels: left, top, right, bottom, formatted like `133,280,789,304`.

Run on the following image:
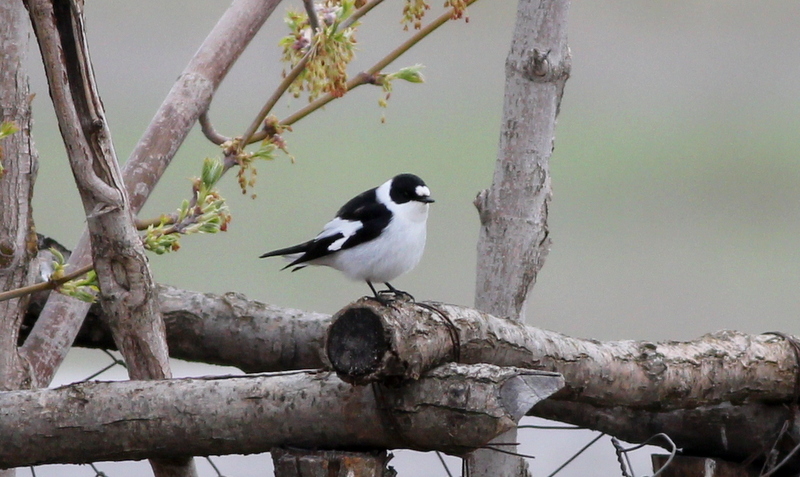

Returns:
419,197,435,203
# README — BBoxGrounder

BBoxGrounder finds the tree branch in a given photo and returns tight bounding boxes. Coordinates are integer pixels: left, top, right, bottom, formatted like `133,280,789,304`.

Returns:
0,263,92,303
470,0,570,474
326,298,797,409
20,0,283,389
0,364,563,468
21,283,800,467
0,0,38,396
250,0,480,141
23,1,198,475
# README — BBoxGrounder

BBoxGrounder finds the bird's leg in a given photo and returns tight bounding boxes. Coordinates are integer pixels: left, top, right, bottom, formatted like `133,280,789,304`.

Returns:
384,282,414,301
366,281,394,305
367,281,380,298
365,281,412,305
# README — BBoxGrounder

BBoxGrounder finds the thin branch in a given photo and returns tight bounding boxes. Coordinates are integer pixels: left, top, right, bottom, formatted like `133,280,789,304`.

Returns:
198,110,230,145
135,215,177,230
302,0,321,33
241,0,388,146
340,0,386,31
0,263,93,304
239,47,315,147
258,0,480,135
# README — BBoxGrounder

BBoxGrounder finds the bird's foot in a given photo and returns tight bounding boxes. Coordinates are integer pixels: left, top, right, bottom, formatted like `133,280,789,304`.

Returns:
382,289,414,302
366,281,414,305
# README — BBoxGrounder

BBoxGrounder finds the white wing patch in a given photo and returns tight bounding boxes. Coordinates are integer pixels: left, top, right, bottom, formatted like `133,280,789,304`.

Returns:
317,217,363,252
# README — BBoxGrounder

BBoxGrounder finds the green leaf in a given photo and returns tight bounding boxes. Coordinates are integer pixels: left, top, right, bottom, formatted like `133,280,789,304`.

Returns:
201,157,224,188
0,121,18,139
392,64,425,83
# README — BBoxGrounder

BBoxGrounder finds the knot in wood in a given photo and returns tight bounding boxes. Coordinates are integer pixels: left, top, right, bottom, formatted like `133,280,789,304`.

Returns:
521,47,571,83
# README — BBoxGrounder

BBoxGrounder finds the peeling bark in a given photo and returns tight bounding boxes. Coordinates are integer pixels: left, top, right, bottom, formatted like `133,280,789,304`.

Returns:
20,282,800,468
0,3,39,476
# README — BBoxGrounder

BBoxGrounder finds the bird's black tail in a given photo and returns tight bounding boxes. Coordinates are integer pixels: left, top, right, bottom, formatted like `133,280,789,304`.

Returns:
259,242,310,259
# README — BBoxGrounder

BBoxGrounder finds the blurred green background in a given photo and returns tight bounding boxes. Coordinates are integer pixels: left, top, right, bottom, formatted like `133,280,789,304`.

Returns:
21,0,800,475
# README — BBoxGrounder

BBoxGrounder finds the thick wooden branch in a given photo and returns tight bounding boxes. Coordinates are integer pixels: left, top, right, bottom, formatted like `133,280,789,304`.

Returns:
472,1,570,474
24,2,195,475
327,298,796,410
473,0,570,322
0,0,37,393
24,284,330,372
0,364,563,468
533,399,797,472
19,0,282,388
25,0,170,381
23,285,800,466
327,298,800,469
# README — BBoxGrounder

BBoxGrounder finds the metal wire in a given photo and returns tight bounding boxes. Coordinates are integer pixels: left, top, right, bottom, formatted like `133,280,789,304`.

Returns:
479,445,538,460
760,437,800,477
611,433,677,477
545,432,606,477
88,463,109,477
205,456,226,477
82,349,127,381
435,451,455,477
518,424,584,430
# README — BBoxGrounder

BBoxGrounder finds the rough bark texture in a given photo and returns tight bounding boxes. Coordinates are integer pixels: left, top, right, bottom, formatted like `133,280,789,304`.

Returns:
24,283,331,372
326,299,797,409
24,0,171,380
0,3,38,477
272,449,397,477
473,0,570,322
23,1,194,475
158,285,330,372
472,0,570,475
19,0,282,387
0,0,38,395
20,283,800,467
0,364,563,468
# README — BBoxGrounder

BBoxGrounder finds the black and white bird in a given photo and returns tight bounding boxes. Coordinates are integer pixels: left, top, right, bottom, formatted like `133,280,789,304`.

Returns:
260,173,434,299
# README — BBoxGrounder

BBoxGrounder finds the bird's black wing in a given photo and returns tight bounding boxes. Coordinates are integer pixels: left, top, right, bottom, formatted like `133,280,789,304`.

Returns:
261,187,392,270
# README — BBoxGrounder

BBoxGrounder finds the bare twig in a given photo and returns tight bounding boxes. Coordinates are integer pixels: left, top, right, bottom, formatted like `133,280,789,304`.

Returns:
340,0,386,30
135,215,177,230
20,0,282,387
239,47,314,148
303,0,321,33
0,264,94,303
199,110,230,145
270,0,480,132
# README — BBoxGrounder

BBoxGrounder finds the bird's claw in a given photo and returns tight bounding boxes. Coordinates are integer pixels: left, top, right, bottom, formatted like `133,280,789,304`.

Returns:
368,289,415,305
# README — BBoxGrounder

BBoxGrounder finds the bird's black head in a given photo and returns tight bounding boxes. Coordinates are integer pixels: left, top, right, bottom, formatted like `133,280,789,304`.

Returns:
389,173,435,204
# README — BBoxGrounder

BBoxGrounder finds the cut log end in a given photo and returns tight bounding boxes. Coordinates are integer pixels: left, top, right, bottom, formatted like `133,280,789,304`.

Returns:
326,304,389,382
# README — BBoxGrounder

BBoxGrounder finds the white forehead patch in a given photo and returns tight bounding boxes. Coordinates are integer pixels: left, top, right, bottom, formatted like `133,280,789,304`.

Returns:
415,185,430,197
